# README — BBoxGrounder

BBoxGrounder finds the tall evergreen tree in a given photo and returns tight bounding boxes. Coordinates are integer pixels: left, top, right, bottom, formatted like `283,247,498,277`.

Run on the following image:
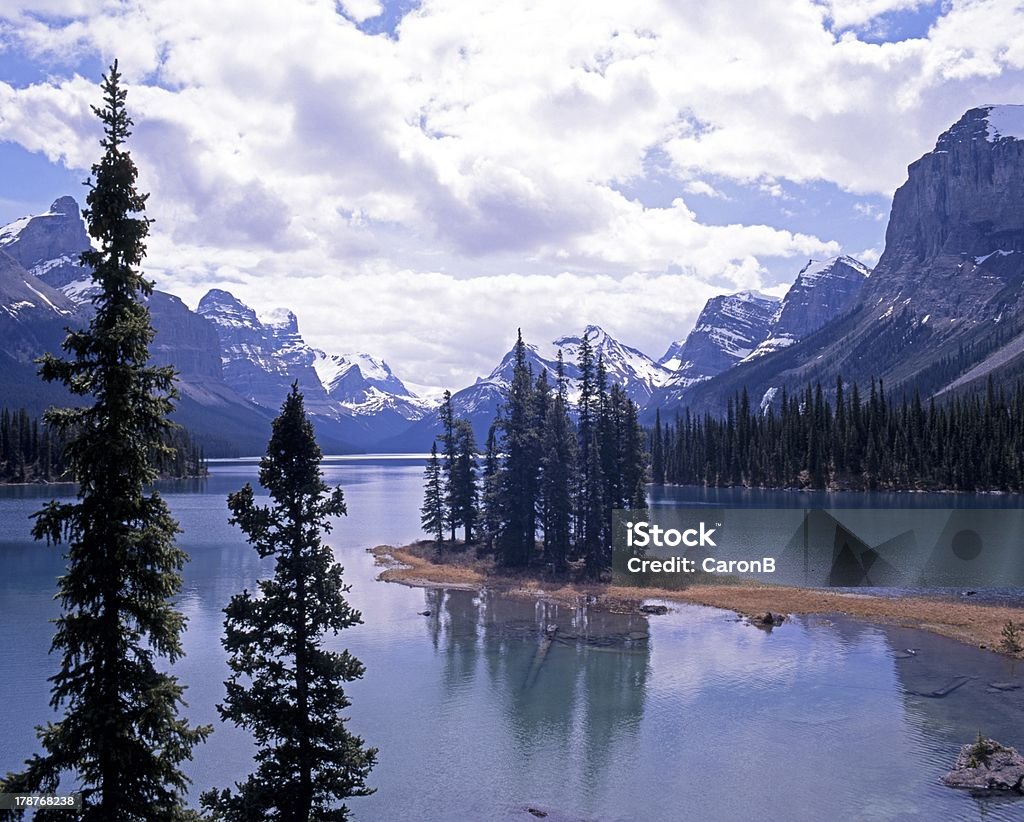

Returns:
540,358,575,573
202,385,375,822
578,344,606,576
0,62,210,821
651,408,665,486
495,330,539,566
480,423,502,554
449,419,479,543
438,390,457,542
421,442,445,544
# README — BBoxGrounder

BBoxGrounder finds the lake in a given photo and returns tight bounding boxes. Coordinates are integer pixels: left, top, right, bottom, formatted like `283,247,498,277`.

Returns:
1,458,1023,821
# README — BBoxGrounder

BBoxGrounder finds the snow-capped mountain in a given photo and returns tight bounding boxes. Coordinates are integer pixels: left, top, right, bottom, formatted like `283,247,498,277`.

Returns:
553,326,671,406
0,196,93,295
744,256,868,360
197,289,339,417
467,325,669,412
0,248,77,364
313,350,434,419
672,106,1024,417
387,325,670,449
197,288,435,444
658,291,779,390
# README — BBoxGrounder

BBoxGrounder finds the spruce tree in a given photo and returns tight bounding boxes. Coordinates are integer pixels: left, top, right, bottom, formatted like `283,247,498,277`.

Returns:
578,341,606,576
480,424,502,554
438,390,457,542
651,408,665,486
202,385,375,822
0,61,210,821
540,355,575,573
450,419,479,543
495,330,539,566
421,442,445,544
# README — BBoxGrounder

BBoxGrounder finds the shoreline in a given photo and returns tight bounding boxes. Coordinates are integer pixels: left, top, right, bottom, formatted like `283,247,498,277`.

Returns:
371,542,1024,656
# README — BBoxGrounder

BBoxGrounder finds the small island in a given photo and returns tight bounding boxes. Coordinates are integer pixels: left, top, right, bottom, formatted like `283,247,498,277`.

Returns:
373,541,1024,656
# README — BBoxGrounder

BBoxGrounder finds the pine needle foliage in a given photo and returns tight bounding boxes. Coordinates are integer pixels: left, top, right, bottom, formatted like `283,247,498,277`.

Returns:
0,61,209,821
202,384,376,822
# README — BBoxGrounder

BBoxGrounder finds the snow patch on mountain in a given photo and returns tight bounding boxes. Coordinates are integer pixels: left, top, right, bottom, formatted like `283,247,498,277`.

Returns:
0,216,32,246
975,249,1015,264
792,255,869,286
983,105,1024,142
660,291,780,388
312,349,433,419
743,255,868,362
0,196,92,293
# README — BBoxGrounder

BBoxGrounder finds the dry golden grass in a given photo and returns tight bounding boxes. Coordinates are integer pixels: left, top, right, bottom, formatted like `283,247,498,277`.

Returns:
371,542,1024,655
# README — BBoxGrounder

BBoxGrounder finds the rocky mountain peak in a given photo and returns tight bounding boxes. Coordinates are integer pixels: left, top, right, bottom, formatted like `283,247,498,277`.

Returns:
261,307,299,334
862,105,1024,318
742,255,869,360
48,196,82,217
313,350,429,420
197,289,261,329
659,290,780,382
0,194,91,289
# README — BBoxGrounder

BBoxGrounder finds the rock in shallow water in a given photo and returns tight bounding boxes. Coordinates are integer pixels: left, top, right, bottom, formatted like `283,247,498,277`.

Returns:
942,737,1024,793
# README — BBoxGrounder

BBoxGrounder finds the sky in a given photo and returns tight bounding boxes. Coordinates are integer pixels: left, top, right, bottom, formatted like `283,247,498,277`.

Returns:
2,1,1024,392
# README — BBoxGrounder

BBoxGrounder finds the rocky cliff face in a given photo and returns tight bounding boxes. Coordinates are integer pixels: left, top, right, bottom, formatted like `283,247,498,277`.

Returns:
746,256,868,359
0,249,76,362
0,196,91,289
671,105,1024,416
147,291,224,380
659,291,779,389
861,105,1024,323
196,289,334,415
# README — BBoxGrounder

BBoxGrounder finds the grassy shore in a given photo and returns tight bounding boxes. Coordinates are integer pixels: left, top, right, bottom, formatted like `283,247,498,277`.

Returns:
372,541,1024,657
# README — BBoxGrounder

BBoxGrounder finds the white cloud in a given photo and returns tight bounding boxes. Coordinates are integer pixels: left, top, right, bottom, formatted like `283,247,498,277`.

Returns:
855,246,883,267
339,0,383,23
0,0,1023,383
683,179,728,198
854,201,887,220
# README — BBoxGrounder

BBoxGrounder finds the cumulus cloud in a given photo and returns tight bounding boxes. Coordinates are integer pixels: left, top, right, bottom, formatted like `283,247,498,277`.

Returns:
855,246,883,267
683,180,728,198
339,0,383,23
0,0,1023,384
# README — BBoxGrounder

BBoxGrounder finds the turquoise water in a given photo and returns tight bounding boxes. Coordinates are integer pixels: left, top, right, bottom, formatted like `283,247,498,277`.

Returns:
1,460,1022,821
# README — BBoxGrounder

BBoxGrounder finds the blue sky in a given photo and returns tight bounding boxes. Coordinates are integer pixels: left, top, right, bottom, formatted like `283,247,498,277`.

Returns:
1,0,1023,388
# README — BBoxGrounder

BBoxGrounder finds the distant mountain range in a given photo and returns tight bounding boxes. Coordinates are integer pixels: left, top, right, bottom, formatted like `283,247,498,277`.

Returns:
668,104,1024,418
2,105,1023,454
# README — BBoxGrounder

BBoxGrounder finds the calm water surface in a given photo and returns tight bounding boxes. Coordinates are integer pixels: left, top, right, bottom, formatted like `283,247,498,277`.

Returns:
1,461,1023,821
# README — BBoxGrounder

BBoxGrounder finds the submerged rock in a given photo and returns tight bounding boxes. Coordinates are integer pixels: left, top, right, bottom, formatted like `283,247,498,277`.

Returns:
639,604,669,615
907,675,973,698
942,737,1024,793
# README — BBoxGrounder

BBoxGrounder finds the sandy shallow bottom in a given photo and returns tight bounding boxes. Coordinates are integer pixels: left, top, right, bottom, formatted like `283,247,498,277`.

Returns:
372,542,1024,656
